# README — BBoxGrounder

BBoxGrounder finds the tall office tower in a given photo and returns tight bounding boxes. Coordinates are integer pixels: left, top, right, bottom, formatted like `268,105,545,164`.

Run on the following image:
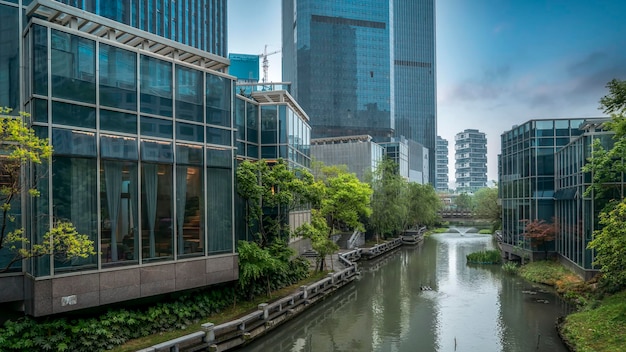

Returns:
454,129,487,192
282,0,437,183
56,0,228,56
435,136,449,192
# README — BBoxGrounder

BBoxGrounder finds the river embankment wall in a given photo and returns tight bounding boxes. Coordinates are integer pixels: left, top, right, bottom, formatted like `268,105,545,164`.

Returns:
136,228,426,352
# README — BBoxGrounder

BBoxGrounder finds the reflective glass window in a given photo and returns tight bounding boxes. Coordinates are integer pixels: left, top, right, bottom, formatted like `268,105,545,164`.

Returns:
206,147,231,168
0,4,19,110
176,122,204,143
52,128,97,156
141,139,173,162
261,106,277,144
207,167,232,254
52,156,98,273
206,73,231,127
206,127,231,146
52,101,96,128
32,24,48,96
100,44,137,110
140,55,172,117
51,30,96,103
100,109,137,134
176,65,203,122
32,98,48,123
100,160,139,265
246,102,258,143
101,134,138,160
141,116,173,139
141,163,173,261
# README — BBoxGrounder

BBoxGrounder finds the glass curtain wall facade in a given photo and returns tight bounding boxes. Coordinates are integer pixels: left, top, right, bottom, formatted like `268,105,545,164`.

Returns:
56,0,228,56
23,19,235,275
455,129,487,192
554,120,622,278
499,119,588,257
283,0,437,183
393,0,436,183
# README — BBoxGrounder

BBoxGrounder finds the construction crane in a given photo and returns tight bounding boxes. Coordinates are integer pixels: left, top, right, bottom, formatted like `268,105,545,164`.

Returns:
260,45,280,84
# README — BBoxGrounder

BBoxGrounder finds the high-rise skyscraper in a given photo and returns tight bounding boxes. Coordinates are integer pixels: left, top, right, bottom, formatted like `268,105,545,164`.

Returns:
454,129,487,192
435,136,449,192
282,0,437,182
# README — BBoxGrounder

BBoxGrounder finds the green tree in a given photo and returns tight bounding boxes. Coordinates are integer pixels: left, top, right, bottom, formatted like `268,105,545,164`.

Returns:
369,158,407,239
454,192,473,211
588,199,626,292
236,240,288,298
406,182,442,228
473,186,501,232
236,158,315,247
311,164,371,270
0,108,95,272
582,79,626,291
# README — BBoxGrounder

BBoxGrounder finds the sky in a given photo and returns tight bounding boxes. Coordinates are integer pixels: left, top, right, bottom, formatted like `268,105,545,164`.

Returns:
228,0,626,186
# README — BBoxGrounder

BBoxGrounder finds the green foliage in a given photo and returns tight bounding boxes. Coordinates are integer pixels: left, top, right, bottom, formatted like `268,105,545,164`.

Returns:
454,192,473,211
319,169,372,234
296,209,337,271
1,109,93,272
369,158,441,239
501,261,518,274
561,290,626,352
466,250,502,264
589,199,626,292
472,186,501,232
478,229,492,234
236,159,316,246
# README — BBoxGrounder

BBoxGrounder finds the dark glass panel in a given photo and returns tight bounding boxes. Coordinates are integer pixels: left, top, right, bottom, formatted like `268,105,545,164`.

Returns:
247,144,258,158
52,156,98,273
100,160,139,265
207,167,232,254
261,146,277,159
51,30,96,103
141,116,173,139
176,165,203,257
176,122,204,143
33,24,48,96
140,55,172,117
246,102,258,143
32,98,48,123
261,106,277,144
176,144,203,165
100,109,137,134
279,106,287,144
206,127,231,146
141,163,173,261
206,147,231,168
99,44,137,110
52,101,96,128
52,128,96,156
0,4,19,110
140,139,173,162
101,134,138,160
206,73,231,127
175,65,203,122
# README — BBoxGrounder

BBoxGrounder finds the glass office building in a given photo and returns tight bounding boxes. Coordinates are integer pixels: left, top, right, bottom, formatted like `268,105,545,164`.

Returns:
0,0,311,317
499,119,590,261
56,0,228,56
282,0,437,183
554,119,622,279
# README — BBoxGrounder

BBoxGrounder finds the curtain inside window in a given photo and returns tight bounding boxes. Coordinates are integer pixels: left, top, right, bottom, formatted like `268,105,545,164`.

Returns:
104,161,122,261
176,165,188,255
144,163,158,258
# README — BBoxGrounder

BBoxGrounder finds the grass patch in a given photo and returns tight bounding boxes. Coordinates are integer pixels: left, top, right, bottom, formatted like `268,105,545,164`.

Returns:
466,250,502,264
111,271,329,352
424,228,448,237
478,229,492,234
561,290,626,352
501,261,518,274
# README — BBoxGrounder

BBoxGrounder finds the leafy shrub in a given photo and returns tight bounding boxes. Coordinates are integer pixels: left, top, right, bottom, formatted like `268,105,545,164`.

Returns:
501,261,518,274
466,250,502,264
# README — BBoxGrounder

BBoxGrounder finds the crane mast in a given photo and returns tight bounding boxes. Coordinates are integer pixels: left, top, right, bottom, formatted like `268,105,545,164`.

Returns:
260,45,280,84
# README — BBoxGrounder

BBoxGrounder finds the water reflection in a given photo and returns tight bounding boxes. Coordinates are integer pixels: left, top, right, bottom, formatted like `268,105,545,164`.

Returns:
240,232,569,352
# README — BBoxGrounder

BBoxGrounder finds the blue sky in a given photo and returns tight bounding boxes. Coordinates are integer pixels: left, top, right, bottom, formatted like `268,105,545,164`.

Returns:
228,0,626,185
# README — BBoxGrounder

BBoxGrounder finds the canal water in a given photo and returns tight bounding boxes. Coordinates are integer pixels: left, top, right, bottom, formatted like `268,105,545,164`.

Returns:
240,231,570,352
